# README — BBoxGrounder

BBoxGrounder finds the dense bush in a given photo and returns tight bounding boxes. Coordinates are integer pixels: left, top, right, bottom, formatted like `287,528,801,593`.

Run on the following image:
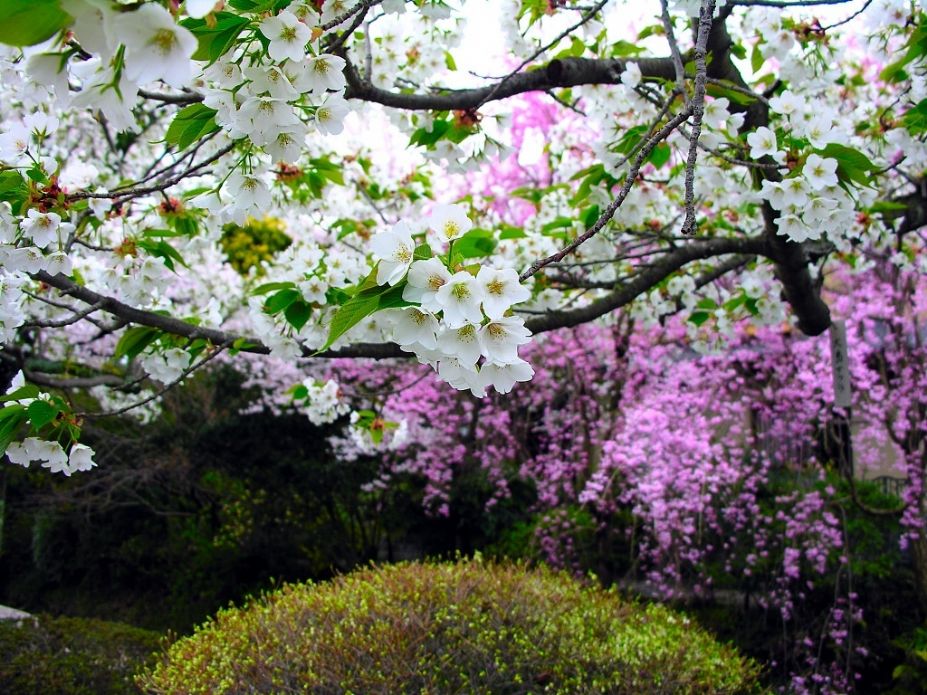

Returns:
140,559,759,694
0,614,161,695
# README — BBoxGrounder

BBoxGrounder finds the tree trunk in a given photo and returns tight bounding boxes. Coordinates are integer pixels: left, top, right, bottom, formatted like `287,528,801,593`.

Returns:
910,530,927,613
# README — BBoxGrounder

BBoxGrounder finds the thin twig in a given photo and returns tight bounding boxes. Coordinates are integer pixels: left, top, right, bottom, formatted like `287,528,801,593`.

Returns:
660,0,688,97
78,343,231,419
520,107,692,280
23,300,105,329
680,0,717,236
476,0,611,108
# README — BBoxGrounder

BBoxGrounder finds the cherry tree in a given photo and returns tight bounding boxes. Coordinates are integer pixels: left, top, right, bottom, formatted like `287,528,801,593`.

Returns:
0,0,923,505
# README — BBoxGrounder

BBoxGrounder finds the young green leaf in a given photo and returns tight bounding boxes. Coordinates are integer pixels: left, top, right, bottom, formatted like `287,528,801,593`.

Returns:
165,104,220,151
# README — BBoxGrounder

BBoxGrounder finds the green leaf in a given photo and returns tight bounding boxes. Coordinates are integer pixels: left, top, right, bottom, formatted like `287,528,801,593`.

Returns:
0,384,40,403
410,119,450,148
137,240,188,272
706,81,756,106
518,0,549,27
751,43,764,73
251,281,296,295
880,23,927,84
696,298,718,310
308,158,345,185
580,206,601,229
444,51,457,70
553,36,586,61
165,104,220,151
264,288,300,314
688,311,711,327
902,98,927,135
723,294,746,312
614,124,649,156
868,200,909,214
0,171,29,212
499,225,526,240
541,217,574,236
26,164,49,184
816,143,877,188
610,40,643,58
320,283,408,352
0,0,73,47
231,337,257,351
27,400,58,430
181,12,252,63
413,243,434,260
115,326,161,360
284,299,312,331
0,404,28,457
648,143,672,169
453,228,497,260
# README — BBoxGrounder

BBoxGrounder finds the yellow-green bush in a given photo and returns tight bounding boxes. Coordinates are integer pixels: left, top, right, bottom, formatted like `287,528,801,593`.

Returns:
219,216,291,275
139,559,759,694
0,614,162,694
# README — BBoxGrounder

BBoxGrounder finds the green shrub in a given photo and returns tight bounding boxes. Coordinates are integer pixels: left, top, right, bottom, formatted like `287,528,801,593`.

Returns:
139,559,760,694
0,614,162,694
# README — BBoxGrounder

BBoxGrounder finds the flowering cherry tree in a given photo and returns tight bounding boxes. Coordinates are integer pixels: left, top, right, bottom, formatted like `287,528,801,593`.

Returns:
0,0,923,509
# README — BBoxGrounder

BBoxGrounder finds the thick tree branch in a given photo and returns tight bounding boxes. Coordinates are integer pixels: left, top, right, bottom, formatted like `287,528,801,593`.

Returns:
703,13,832,335
32,272,406,360
342,55,678,111
31,236,767,369
522,237,769,333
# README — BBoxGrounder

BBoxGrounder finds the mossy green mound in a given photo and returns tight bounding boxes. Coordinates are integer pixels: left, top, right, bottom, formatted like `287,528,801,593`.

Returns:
140,559,759,694
0,613,161,694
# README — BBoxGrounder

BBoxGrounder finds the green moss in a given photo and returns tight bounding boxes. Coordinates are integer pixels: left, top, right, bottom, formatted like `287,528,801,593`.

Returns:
140,559,760,694
0,614,163,694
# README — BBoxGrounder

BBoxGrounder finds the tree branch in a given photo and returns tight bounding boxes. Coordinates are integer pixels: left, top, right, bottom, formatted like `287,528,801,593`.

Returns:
342,55,678,111
32,271,406,360
522,237,769,333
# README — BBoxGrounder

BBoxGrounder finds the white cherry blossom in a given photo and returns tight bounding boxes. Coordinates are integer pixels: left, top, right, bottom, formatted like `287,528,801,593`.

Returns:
303,55,348,95
478,316,532,365
480,359,535,395
115,4,197,89
68,443,97,473
259,11,311,63
403,258,451,312
803,154,839,191
435,271,484,328
476,267,531,319
314,95,350,135
186,0,218,18
370,221,415,285
20,210,67,248
426,203,472,244
389,307,439,350
437,323,482,366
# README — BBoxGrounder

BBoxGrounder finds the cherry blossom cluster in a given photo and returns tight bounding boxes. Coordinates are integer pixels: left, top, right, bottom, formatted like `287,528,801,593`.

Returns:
2,371,96,476
369,203,535,397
